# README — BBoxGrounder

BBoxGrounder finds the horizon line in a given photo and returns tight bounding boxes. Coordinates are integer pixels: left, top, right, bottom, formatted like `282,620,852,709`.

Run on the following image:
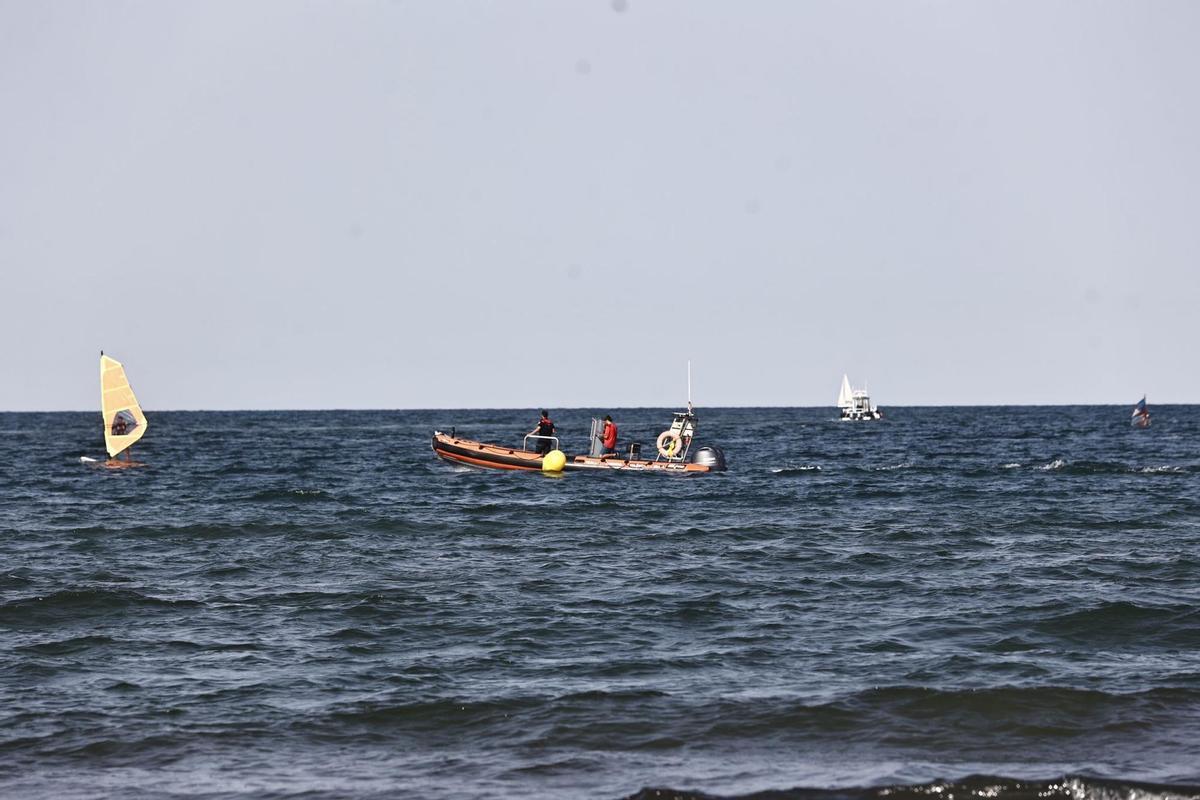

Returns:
0,401,1178,413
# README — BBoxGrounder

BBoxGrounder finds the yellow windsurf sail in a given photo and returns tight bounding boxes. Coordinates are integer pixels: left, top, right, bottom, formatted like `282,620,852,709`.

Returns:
100,353,148,457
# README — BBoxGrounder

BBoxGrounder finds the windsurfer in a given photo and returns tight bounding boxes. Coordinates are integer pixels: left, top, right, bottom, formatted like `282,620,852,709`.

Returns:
99,354,148,467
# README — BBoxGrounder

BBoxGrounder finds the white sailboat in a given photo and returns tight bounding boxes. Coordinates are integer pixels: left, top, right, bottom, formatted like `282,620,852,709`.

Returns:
837,374,882,421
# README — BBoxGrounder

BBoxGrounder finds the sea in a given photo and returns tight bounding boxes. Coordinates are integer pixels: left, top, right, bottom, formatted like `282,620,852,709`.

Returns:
1,406,1198,800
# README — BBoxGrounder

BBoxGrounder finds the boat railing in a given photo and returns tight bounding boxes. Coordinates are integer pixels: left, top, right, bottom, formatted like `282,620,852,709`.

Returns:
522,434,560,452
589,418,604,457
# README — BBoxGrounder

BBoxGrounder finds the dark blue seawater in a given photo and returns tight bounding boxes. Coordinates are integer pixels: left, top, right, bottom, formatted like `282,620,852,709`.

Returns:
1,406,1198,799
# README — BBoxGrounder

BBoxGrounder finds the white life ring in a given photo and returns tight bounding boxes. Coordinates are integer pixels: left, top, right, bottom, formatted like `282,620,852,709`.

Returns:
656,430,682,459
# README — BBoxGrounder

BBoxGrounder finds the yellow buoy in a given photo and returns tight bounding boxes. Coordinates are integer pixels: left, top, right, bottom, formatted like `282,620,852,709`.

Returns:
542,449,567,473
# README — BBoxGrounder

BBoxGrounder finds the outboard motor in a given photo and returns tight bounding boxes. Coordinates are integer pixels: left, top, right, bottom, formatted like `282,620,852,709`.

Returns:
692,446,727,472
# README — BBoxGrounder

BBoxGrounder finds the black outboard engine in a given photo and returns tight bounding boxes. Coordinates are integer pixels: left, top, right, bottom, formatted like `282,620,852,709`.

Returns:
692,446,726,472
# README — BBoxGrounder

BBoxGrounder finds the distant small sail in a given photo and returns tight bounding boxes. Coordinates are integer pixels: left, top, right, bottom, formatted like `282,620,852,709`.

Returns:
100,354,148,457
1131,395,1150,428
837,374,853,408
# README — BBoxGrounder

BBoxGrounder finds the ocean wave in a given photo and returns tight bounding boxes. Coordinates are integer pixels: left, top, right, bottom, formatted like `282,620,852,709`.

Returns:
558,688,671,702
63,522,310,539
327,696,528,728
326,626,380,641
679,685,1200,747
244,488,335,502
1035,460,1191,476
0,589,201,626
624,775,1200,800
316,684,1200,743
772,465,821,475
158,639,264,653
1034,601,1200,648
16,635,115,656
0,572,34,589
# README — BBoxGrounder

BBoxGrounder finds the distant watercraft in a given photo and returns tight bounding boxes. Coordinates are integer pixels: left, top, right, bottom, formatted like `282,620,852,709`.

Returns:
99,352,148,465
1131,395,1151,429
837,374,882,421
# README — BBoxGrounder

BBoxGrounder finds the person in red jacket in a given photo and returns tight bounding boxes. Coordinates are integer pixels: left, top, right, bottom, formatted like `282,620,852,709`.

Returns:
599,414,618,456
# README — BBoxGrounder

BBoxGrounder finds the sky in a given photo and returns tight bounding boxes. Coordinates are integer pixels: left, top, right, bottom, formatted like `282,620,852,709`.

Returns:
2,0,1197,410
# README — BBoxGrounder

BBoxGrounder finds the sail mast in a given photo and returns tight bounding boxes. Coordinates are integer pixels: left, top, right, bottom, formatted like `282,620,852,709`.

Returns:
687,360,693,413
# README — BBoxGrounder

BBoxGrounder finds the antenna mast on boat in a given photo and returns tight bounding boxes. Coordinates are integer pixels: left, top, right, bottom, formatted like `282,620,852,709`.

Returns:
687,360,693,414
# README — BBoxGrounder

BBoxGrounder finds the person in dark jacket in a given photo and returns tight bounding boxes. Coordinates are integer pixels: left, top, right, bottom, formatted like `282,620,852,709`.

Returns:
530,410,556,454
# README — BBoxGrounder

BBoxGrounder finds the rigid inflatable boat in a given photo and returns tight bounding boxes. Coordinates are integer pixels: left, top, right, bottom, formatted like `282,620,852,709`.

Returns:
432,407,726,475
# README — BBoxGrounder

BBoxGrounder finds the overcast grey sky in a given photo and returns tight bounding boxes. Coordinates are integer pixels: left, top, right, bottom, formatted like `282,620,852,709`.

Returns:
2,1,1197,410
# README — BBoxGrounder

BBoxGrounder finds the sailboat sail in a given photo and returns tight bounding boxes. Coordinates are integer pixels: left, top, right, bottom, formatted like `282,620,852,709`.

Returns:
100,354,148,457
837,374,853,408
1131,395,1150,428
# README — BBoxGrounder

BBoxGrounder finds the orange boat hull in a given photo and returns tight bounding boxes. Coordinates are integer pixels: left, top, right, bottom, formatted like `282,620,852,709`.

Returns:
431,432,715,475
